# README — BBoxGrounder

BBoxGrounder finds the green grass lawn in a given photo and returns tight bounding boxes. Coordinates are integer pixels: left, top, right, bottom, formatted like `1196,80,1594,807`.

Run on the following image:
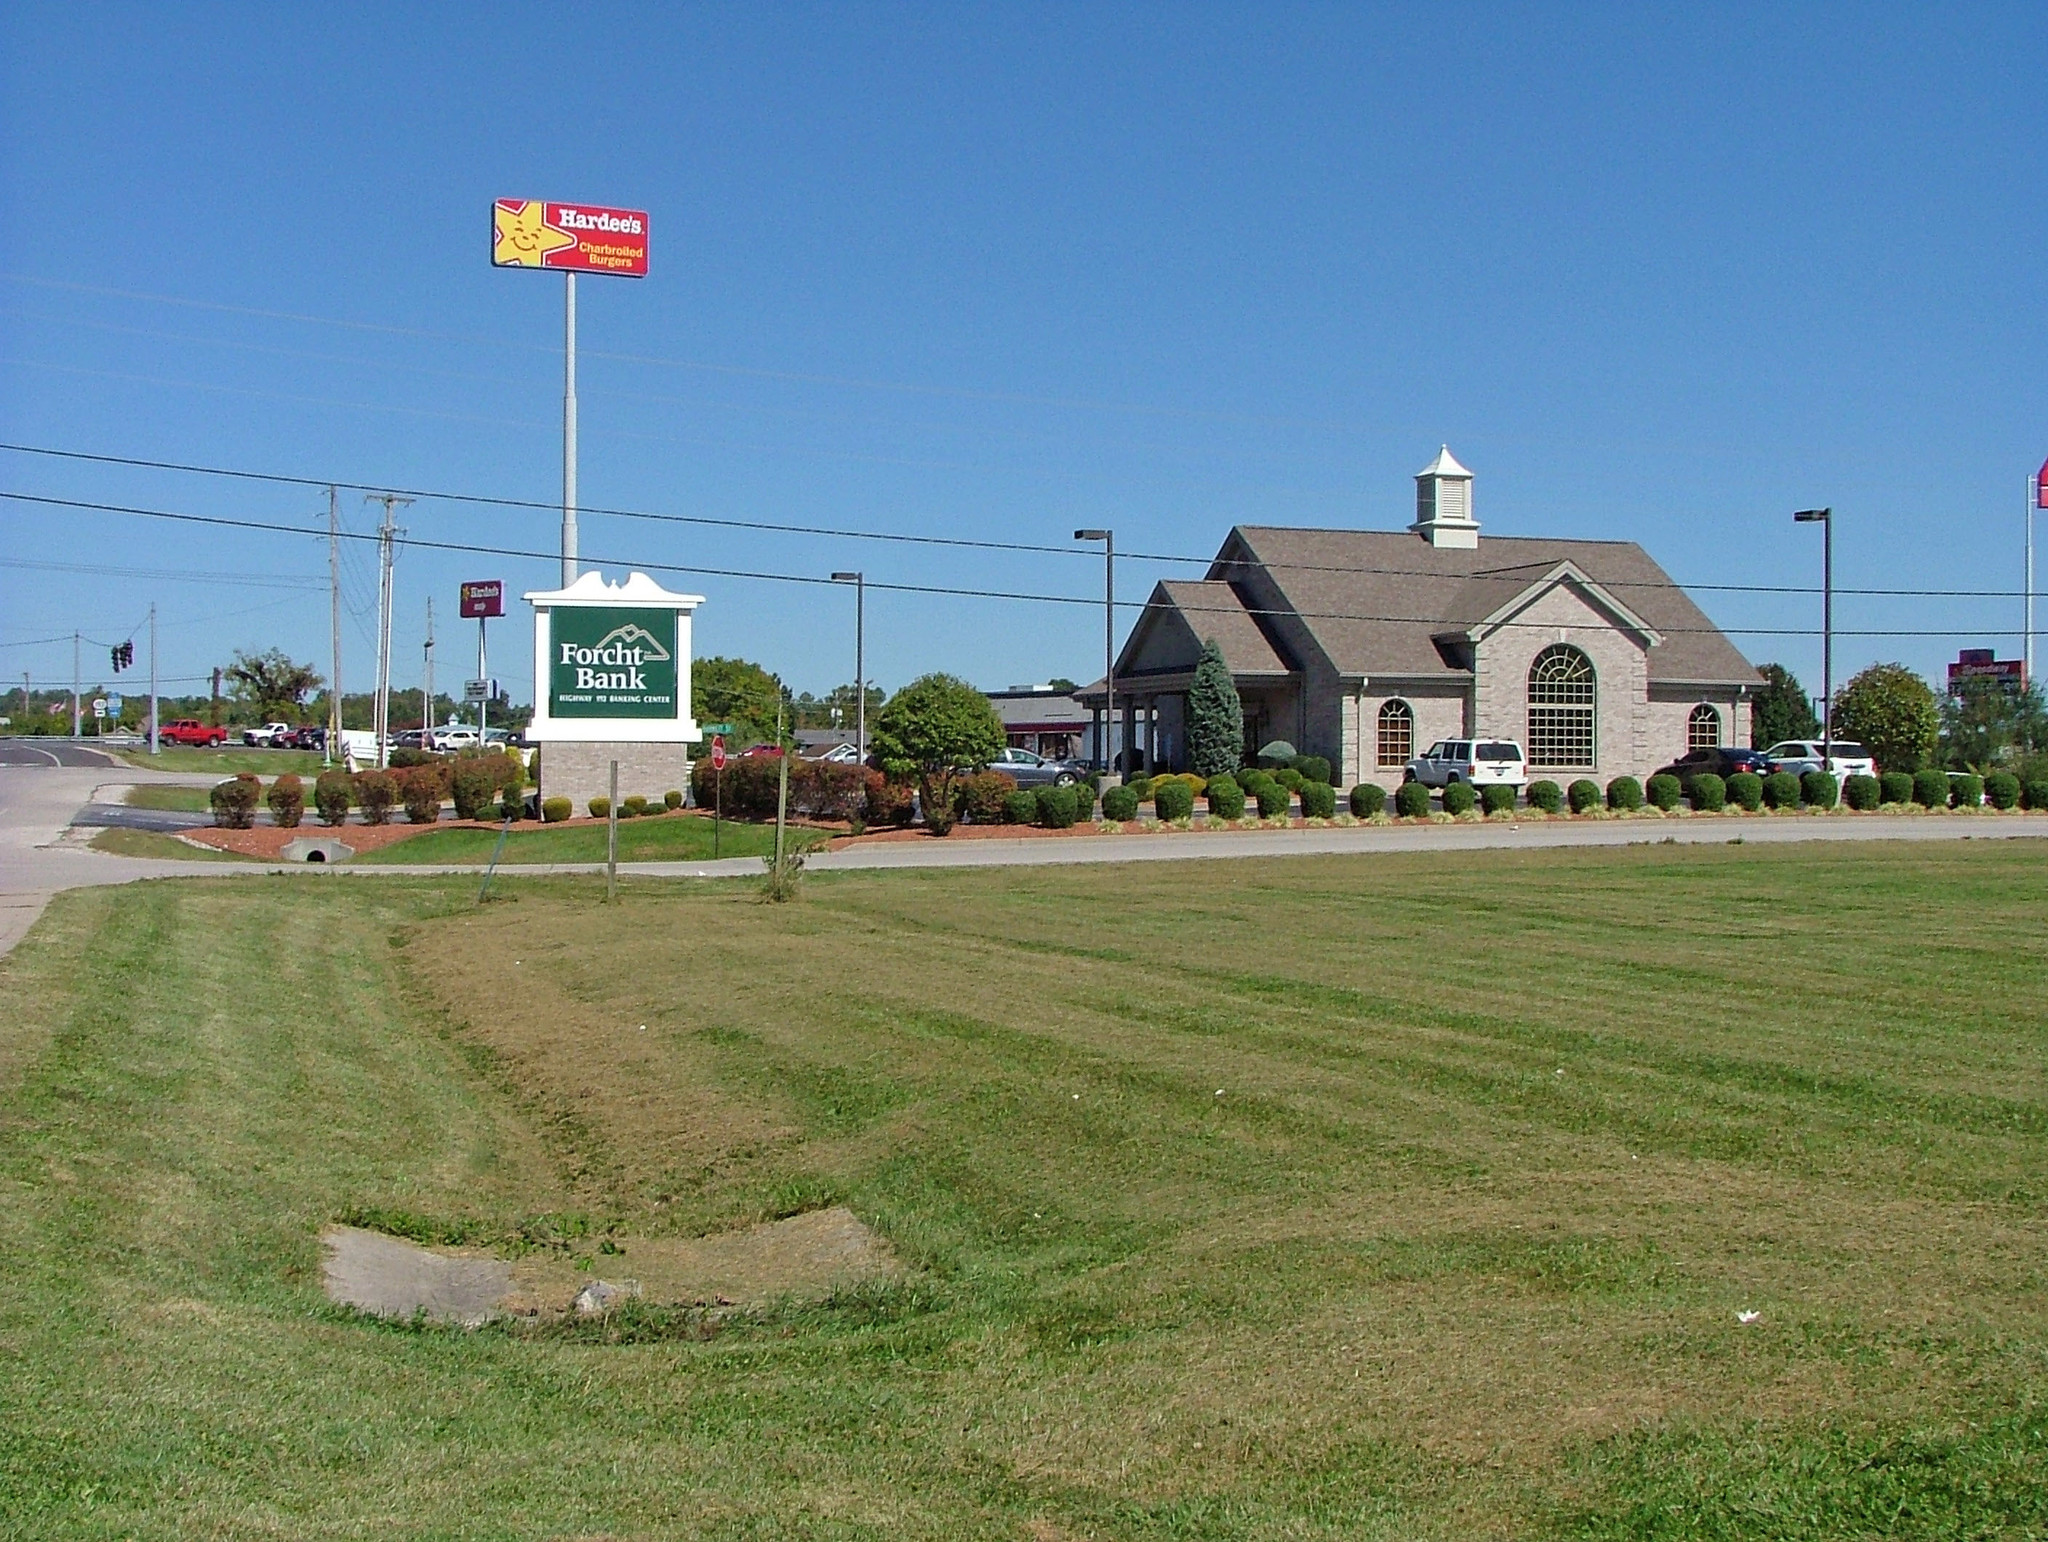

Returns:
113,745,328,776
122,783,215,812
354,812,821,864
86,827,254,861
2,844,2044,1538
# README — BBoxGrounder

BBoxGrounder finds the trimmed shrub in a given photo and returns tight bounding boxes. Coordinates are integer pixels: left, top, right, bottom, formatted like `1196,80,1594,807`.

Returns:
664,789,683,810
499,784,526,820
400,771,441,824
1301,780,1337,818
1205,776,1245,820
1762,771,1803,809
352,771,395,825
1687,773,1726,812
1290,755,1332,785
1036,784,1081,829
1843,774,1881,811
1725,772,1763,812
542,796,571,824
1002,789,1039,825
1481,783,1517,815
1801,770,1839,810
209,773,260,829
1530,779,1567,814
1984,770,2021,810
1255,740,1297,769
866,776,917,828
266,772,304,828
1153,779,1195,822
587,796,612,820
1172,772,1207,796
1274,768,1306,793
388,747,436,769
1100,785,1139,821
314,769,353,826
621,795,648,818
1605,776,1643,811
450,760,500,821
1643,774,1680,812
1911,768,1948,808
1126,776,1154,805
1394,780,1431,818
1441,781,1476,815
1350,783,1386,818
1879,770,1914,806
2024,779,2048,812
1949,772,1983,809
1070,782,1096,819
1567,778,1603,814
1257,779,1293,818
956,770,1019,825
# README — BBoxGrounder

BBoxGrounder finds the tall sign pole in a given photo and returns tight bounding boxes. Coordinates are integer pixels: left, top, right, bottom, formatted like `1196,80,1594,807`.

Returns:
147,603,158,755
492,200,648,585
328,487,342,766
2030,459,2044,687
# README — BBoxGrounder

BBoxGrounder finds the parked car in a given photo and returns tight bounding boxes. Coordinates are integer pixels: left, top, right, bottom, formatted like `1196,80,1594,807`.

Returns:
1403,739,1529,789
1649,746,1775,785
428,727,479,752
285,725,328,752
986,746,1085,787
159,719,226,747
805,741,863,764
1760,740,1877,779
242,722,294,747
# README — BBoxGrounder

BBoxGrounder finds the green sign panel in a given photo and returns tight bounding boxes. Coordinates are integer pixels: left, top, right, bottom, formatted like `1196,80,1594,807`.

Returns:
548,605,680,720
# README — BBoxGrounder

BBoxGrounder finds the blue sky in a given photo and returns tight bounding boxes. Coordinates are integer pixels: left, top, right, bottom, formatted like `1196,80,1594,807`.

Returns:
3,4,2044,710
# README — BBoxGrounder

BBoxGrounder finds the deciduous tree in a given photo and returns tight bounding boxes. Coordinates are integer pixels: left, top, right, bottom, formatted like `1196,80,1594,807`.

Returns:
1832,663,1939,774
223,648,322,722
692,657,785,749
870,674,1005,835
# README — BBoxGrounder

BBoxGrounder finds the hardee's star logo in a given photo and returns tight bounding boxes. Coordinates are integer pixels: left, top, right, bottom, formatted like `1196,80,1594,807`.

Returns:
493,200,576,269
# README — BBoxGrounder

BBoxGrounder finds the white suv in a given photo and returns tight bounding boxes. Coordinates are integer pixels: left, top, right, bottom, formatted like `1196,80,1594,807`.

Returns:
1761,740,1877,779
1405,739,1529,789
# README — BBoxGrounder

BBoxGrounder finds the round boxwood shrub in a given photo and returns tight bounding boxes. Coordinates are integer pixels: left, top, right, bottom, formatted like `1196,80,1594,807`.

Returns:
1642,774,1679,811
1687,772,1726,812
1394,780,1432,818
541,796,571,823
400,770,442,825
587,796,612,820
1205,775,1245,820
499,784,526,821
1349,783,1386,818
1273,767,1306,793
1568,778,1602,814
1481,783,1517,814
1100,784,1139,821
1441,781,1476,816
1606,775,1643,811
1949,772,1983,809
1910,768,1948,808
1762,771,1803,810
313,769,354,827
1153,779,1194,821
1984,770,2020,810
1800,770,1838,810
1528,779,1566,814
266,772,305,829
1255,740,1297,769
664,788,684,810
1002,789,1038,825
1256,779,1292,818
1879,770,1913,806
1126,776,1154,805
2024,778,2048,812
1299,781,1337,818
1725,771,1764,811
1037,784,1081,829
1070,782,1097,820
209,773,260,830
354,770,397,826
450,760,500,821
1842,773,1881,811
620,794,648,818
1290,755,1332,785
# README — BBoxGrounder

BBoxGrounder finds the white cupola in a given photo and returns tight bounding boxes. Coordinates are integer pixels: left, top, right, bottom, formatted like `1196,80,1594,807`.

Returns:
1411,444,1478,549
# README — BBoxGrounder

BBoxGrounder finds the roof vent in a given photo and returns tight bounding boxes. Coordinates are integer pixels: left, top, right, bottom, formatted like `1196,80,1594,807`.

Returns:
1411,445,1478,549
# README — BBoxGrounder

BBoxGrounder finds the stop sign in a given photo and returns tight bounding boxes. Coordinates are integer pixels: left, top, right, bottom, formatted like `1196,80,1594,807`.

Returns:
710,734,726,770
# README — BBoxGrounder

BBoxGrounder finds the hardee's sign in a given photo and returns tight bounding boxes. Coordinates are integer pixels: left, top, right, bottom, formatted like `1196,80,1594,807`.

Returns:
492,200,649,277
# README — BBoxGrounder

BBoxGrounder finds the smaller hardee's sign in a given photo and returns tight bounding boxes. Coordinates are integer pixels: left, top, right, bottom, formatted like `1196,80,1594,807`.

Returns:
549,606,679,719
459,580,504,619
492,200,650,277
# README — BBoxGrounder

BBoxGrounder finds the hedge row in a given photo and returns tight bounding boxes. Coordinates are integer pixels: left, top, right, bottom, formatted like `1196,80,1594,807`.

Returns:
216,755,526,828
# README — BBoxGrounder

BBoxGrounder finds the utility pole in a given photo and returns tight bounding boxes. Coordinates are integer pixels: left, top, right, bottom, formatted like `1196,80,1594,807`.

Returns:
71,631,80,739
366,493,411,769
563,271,579,586
328,486,342,766
147,603,158,754
831,572,866,761
423,595,435,734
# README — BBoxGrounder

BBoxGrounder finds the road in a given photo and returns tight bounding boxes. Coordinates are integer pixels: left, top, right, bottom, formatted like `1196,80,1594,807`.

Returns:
2,753,2044,958
0,741,122,768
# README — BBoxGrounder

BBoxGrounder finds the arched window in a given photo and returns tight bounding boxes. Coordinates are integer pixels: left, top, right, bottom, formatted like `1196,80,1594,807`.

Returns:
1688,703,1722,751
1376,699,1414,767
1527,645,1595,768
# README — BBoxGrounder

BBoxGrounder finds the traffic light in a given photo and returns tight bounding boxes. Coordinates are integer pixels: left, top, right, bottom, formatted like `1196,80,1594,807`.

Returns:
110,641,135,673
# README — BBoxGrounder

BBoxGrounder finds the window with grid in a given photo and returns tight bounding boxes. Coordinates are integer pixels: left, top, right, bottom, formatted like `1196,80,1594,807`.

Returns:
1526,645,1595,768
1376,699,1414,766
1687,703,1722,751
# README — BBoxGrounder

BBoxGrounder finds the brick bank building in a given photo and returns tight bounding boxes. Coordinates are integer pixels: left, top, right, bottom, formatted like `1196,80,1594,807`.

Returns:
1077,449,1761,789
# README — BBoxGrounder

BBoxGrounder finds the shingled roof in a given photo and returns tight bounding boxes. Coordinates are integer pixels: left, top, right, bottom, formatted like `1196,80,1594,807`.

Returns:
1211,527,1759,686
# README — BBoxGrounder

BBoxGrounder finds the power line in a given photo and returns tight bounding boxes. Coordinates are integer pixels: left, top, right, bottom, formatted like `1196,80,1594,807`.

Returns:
0,487,2022,641
0,440,2029,601
0,556,325,588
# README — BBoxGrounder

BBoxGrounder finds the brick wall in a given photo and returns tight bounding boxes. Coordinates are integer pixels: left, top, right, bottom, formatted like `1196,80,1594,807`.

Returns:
538,739,697,815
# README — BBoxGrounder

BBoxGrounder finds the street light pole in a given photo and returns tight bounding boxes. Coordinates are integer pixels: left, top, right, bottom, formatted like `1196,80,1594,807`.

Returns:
1074,530,1114,775
1795,508,1832,764
831,571,865,761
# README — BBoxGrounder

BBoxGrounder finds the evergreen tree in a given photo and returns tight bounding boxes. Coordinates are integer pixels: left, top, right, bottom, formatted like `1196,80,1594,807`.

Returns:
1185,638,1244,779
1749,662,1819,747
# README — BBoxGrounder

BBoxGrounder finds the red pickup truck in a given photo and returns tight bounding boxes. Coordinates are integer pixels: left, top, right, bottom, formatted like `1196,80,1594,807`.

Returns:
159,719,227,747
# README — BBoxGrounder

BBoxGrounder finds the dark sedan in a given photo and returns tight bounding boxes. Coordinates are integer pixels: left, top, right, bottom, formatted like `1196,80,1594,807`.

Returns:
1649,746,1774,785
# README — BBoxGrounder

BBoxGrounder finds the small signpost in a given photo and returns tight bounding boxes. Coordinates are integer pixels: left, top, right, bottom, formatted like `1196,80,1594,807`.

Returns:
91,696,107,726
460,581,504,746
709,733,726,857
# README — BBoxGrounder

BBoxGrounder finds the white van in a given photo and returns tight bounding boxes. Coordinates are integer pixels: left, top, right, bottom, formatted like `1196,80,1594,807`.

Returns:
1404,739,1529,790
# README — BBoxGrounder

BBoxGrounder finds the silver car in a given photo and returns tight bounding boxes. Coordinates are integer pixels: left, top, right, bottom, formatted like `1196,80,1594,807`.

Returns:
1761,740,1877,779
987,746,1085,787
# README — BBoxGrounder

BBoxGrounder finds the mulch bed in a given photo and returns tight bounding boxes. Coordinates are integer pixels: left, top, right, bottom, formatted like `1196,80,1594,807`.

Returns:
181,821,508,858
